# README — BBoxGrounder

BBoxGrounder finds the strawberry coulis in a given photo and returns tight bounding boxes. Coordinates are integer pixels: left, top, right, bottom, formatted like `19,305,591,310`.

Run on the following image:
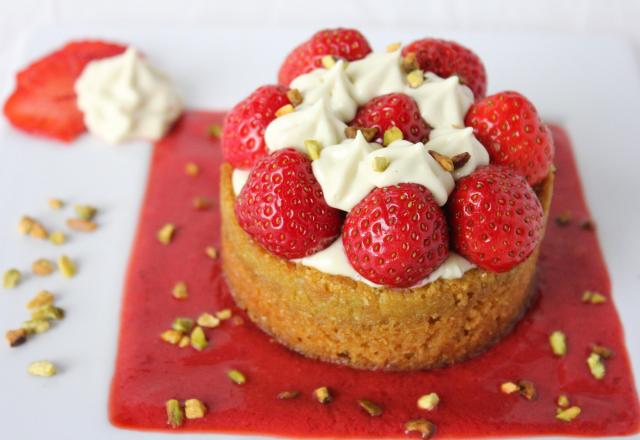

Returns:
109,111,639,438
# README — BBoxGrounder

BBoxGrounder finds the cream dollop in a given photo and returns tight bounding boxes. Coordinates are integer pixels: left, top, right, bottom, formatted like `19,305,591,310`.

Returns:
291,60,358,121
264,98,346,153
75,47,182,144
231,168,250,195
427,127,490,179
346,49,406,104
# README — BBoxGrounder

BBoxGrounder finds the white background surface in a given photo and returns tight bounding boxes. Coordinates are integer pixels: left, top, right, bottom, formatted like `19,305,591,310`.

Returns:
0,5,639,440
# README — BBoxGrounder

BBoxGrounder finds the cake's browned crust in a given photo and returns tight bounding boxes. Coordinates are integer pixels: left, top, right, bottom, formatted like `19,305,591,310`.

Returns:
221,164,554,371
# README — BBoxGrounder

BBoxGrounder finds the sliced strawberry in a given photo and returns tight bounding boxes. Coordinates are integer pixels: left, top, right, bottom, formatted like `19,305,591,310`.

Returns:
278,28,372,86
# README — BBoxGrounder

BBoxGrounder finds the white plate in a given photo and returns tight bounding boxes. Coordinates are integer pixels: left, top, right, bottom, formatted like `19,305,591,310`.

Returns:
1,25,638,439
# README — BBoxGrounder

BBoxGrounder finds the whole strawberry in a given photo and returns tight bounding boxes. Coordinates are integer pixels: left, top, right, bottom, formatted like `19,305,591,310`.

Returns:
235,148,342,259
447,165,545,272
342,183,449,288
221,85,291,168
350,93,430,143
465,91,554,185
278,28,372,86
402,38,487,99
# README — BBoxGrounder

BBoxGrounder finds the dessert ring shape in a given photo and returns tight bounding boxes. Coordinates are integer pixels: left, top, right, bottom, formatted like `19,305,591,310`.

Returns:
221,164,554,371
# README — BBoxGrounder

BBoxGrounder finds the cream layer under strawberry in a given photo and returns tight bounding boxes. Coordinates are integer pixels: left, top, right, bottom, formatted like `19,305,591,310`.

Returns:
234,48,491,288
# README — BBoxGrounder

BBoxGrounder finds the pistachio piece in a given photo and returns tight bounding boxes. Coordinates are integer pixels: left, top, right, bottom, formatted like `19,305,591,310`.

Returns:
3,268,21,289
286,89,303,107
32,258,55,276
358,399,383,417
6,328,27,347
321,55,336,69
161,330,183,345
185,398,207,419
452,152,471,169
417,392,440,411
185,162,200,176
172,317,195,333
227,369,246,385
31,305,65,321
275,104,294,117
157,223,176,245
344,126,379,142
18,216,36,235
216,309,232,320
26,290,54,310
277,390,300,400
591,344,613,359
587,352,605,379
172,281,188,300
166,399,184,428
304,139,322,160
517,380,537,400
27,360,57,377
197,313,220,328
66,218,97,232
190,326,208,351
57,255,76,278
556,406,581,422
401,52,419,72
74,204,97,221
48,198,64,210
22,319,50,335
500,381,520,394
208,123,222,138
204,246,218,260
429,150,454,172
178,335,190,348
371,156,390,172
404,418,436,439
49,230,66,245
555,210,572,226
193,196,212,210
557,394,570,409
30,222,49,239
386,42,401,52
383,126,403,146
407,69,425,88
549,330,567,356
580,218,595,230
582,290,607,304
313,386,332,404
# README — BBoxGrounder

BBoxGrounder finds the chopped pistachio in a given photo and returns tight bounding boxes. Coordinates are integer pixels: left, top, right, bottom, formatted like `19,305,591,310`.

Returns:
452,152,471,169
557,394,570,409
3,268,21,289
275,104,294,117
185,162,200,176
193,196,212,210
277,390,300,400
49,231,66,245
344,126,379,142
313,386,332,404
358,399,383,417
371,156,390,172
286,88,303,107
556,406,581,422
172,281,188,300
208,123,222,138
555,210,572,226
32,258,55,276
190,326,208,351
57,255,76,278
321,55,336,69
205,246,218,260
227,369,246,385
197,313,220,328
580,218,595,230
18,216,36,235
429,150,454,172
166,399,184,428
591,344,613,359
161,330,183,345
517,380,537,400
404,418,436,439
30,222,49,239
401,52,419,72
6,328,27,347
383,126,403,146
185,398,207,419
157,223,176,245
417,392,440,411
27,360,57,377
304,139,322,160
26,290,54,310
407,69,425,88
22,319,50,334
582,290,607,304
587,352,605,380
48,198,64,210
178,335,190,348
74,204,97,221
386,42,401,52
500,382,520,394
31,304,65,321
66,218,97,232
549,330,567,356
216,309,232,320
172,317,195,333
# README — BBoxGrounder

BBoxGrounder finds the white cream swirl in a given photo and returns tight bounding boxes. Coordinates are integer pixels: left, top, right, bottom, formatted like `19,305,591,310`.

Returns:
427,127,490,179
346,49,406,104
75,47,182,144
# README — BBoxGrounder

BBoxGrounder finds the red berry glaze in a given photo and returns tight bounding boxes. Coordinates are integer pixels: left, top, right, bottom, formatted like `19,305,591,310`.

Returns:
447,165,545,272
278,28,372,86
402,38,487,99
342,183,449,288
350,93,430,143
221,85,291,168
465,91,554,185
235,148,343,259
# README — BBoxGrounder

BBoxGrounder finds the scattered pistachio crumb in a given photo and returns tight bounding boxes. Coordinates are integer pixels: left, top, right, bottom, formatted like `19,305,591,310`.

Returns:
277,390,300,400
429,150,454,172
48,198,64,210
404,418,436,439
517,380,537,400
587,352,606,380
31,304,65,321
178,335,190,348
582,290,607,304
18,216,35,235
22,319,50,334
227,369,246,385
193,196,212,210
417,392,440,411
344,126,378,142
275,104,294,117
372,156,390,172
161,330,183,345
555,210,572,226
172,317,195,333
500,382,520,394
6,328,27,347
407,69,425,88
286,88,303,107
313,386,332,404
580,218,595,230
30,222,49,239
205,246,218,260
304,139,322,160
172,281,188,299
26,291,54,310
401,52,418,72
157,223,176,245
591,344,613,359
57,255,76,278
67,218,97,232
452,152,471,169
556,406,581,422
190,326,208,351
49,231,66,245
27,360,57,377
197,313,220,328
557,394,570,408
549,330,567,356
3,268,21,289
208,123,222,138
166,399,184,428
185,162,200,176
216,309,232,320
185,398,207,419
32,258,55,276
74,204,97,221
358,399,383,417
386,42,401,52
383,126,403,146
321,55,336,69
